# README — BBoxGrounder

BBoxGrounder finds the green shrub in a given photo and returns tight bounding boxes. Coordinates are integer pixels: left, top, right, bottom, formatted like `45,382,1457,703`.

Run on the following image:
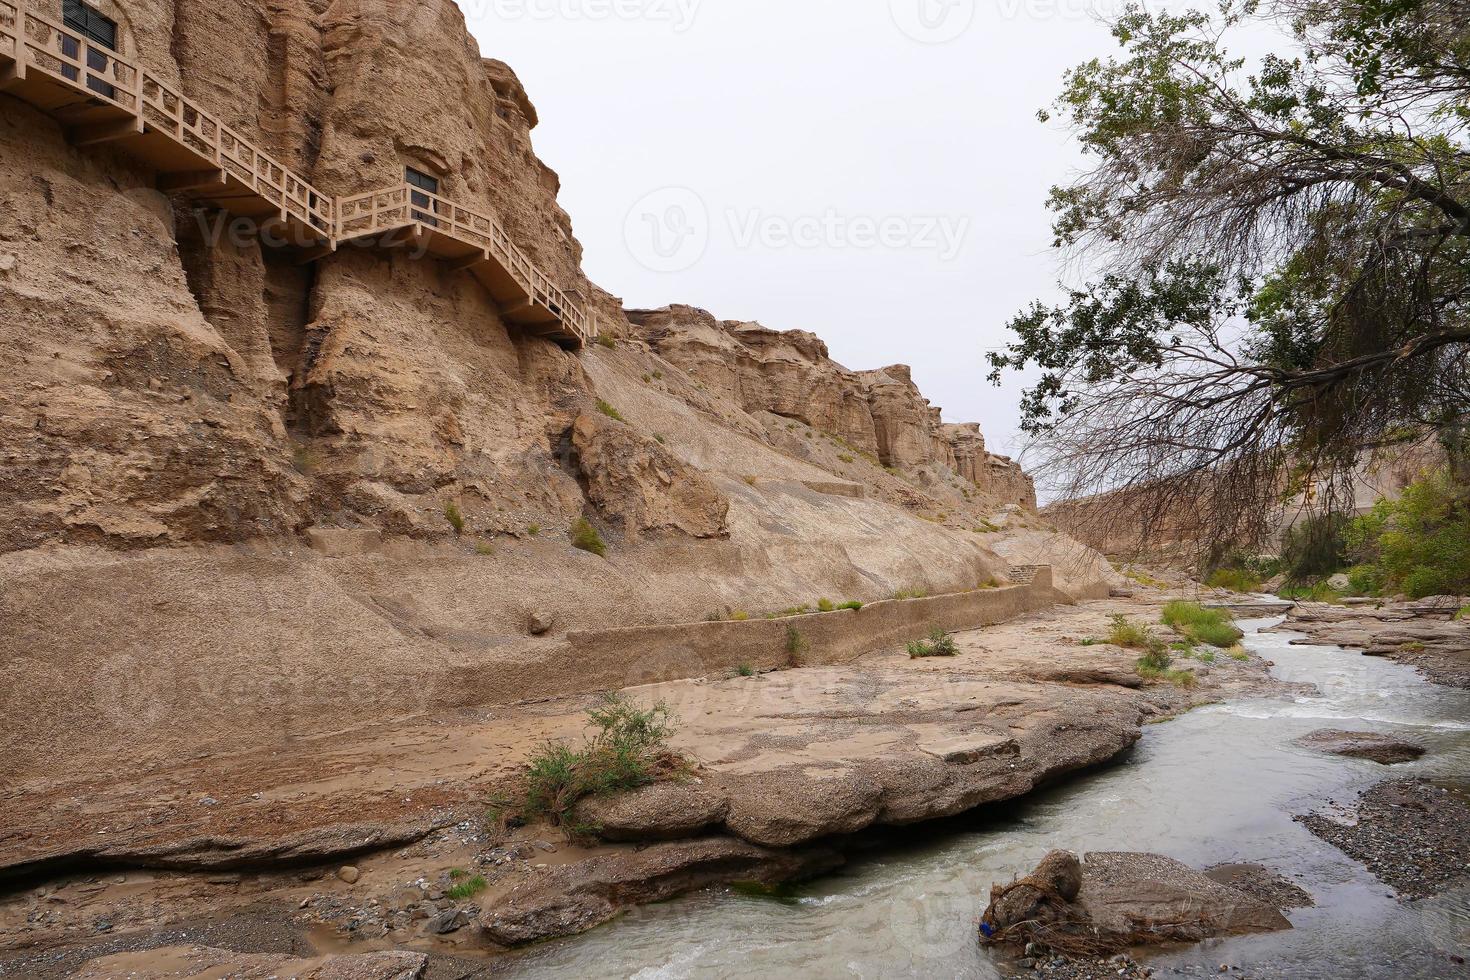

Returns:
816,598,836,613
1344,471,1470,598
973,519,1001,533
907,628,959,658
523,694,679,827
1347,565,1383,597
1279,581,1346,603
893,588,928,601
1281,514,1351,583
784,625,809,665
1457,606,1470,621
571,518,607,557
444,501,465,535
1135,645,1173,675
731,611,750,621
736,664,756,677
838,600,864,611
1206,567,1262,593
1160,601,1243,647
475,541,495,556
527,523,541,536
1105,615,1156,651
596,334,617,349
445,875,487,900
838,453,856,464
595,399,626,422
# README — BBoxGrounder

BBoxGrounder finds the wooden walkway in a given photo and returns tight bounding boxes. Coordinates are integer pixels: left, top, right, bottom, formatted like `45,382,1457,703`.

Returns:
0,0,594,348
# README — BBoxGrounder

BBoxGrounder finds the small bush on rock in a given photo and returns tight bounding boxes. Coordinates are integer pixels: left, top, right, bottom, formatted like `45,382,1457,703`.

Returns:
595,399,625,422
523,694,681,828
571,518,607,557
907,628,959,658
444,501,465,535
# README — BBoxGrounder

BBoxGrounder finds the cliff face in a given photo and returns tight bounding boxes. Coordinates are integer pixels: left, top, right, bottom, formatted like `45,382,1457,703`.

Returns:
0,0,1103,776
630,306,1036,509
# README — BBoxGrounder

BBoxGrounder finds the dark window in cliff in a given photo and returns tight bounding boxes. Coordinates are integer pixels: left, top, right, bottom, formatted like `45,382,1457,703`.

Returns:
61,0,117,100
405,167,440,228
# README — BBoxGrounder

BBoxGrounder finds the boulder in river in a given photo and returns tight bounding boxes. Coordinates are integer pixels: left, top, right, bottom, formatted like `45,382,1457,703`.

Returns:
1298,729,1426,765
980,850,1299,955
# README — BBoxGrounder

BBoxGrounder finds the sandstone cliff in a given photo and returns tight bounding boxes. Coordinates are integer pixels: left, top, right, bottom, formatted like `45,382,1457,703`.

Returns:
0,0,1110,777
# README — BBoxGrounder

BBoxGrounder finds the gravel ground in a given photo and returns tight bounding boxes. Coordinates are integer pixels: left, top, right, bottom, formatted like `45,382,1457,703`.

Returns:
1297,778,1470,898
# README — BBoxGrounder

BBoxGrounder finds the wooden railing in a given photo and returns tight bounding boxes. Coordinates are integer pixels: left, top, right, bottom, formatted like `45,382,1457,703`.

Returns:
17,3,138,115
0,0,593,347
335,182,594,344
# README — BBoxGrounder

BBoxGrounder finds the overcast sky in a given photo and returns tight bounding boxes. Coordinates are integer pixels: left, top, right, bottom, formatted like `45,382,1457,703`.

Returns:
461,0,1187,460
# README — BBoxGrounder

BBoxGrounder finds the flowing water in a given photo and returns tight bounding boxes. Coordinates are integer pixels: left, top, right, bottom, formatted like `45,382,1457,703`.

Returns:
500,618,1470,979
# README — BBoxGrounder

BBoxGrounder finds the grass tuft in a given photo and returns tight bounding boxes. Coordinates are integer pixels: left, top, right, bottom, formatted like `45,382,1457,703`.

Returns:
907,628,959,659
736,664,756,677
1160,601,1244,648
444,501,465,535
837,600,864,611
596,334,617,349
571,518,607,557
595,399,626,422
445,874,487,900
816,598,835,613
1206,567,1263,593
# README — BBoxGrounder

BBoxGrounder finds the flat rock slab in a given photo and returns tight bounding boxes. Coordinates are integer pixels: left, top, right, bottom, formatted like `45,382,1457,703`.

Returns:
1297,778,1470,898
479,837,842,946
1298,729,1426,765
1079,852,1293,941
67,946,427,979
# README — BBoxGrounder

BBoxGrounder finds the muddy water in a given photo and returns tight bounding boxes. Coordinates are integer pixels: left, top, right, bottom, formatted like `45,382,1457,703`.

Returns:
496,618,1470,979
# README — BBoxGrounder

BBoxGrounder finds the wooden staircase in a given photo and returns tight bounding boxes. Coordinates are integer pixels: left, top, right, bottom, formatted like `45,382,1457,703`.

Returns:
0,0,595,349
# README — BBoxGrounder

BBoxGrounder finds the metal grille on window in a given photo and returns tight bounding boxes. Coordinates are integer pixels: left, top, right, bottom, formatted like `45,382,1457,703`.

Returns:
406,168,440,228
61,0,118,100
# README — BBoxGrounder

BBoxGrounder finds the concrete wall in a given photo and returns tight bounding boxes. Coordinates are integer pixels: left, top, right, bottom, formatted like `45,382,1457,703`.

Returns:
510,568,1061,696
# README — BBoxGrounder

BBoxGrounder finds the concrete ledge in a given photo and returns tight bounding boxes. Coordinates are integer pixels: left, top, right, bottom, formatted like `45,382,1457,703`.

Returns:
554,567,1058,689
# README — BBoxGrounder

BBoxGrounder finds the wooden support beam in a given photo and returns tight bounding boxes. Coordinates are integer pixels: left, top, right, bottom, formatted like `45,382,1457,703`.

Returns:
69,117,144,148
0,58,25,91
157,168,227,194
446,250,487,274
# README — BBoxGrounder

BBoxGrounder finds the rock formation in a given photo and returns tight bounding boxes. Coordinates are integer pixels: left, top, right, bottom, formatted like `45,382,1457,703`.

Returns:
629,306,1037,509
0,0,1107,822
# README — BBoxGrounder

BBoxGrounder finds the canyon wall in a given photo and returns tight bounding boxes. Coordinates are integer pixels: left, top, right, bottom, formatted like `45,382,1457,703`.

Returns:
1,0,1105,775
629,306,1037,509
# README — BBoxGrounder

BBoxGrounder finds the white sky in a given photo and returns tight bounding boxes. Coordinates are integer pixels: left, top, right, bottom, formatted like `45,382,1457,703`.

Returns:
461,0,1193,459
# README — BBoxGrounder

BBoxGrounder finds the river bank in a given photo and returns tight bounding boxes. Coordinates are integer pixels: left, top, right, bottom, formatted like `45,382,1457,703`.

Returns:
5,597,1468,977
0,595,1284,976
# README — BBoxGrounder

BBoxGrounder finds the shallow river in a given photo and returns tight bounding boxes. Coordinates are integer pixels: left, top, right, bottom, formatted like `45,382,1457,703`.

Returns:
500,618,1470,979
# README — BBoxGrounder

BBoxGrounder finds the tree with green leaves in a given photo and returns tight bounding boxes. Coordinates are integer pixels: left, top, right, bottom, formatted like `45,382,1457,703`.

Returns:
989,0,1469,554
